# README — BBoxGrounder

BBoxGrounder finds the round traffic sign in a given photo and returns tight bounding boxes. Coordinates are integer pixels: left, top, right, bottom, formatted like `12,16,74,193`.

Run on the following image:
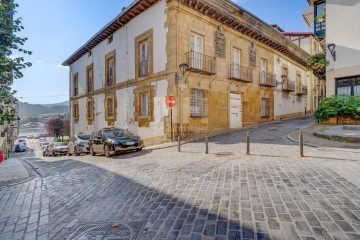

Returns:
166,96,177,108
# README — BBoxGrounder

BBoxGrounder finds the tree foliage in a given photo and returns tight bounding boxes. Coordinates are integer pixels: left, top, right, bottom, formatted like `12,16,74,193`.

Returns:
0,0,31,125
47,118,70,139
314,95,360,122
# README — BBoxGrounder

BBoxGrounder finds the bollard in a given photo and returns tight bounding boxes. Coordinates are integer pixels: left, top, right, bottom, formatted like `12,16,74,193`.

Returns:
205,133,209,154
178,134,181,152
299,129,304,157
246,130,250,155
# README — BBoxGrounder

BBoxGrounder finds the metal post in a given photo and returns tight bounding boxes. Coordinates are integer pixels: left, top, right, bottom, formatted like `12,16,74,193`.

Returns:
205,133,209,154
177,123,181,152
246,130,250,155
299,129,304,157
170,109,173,142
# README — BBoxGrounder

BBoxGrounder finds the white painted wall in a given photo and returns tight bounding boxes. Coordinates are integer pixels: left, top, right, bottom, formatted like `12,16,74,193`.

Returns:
70,0,168,140
326,0,360,71
274,54,308,117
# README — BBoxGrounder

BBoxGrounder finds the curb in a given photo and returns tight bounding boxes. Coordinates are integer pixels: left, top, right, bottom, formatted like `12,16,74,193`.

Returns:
0,159,39,189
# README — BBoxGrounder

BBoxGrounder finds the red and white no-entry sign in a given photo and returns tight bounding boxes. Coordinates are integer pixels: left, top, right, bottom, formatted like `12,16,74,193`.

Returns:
166,96,177,108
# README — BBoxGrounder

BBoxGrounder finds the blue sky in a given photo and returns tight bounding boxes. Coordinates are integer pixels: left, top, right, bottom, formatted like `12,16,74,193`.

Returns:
14,0,310,104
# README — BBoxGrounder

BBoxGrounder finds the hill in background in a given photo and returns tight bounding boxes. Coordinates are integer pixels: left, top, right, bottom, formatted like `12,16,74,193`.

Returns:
19,101,69,117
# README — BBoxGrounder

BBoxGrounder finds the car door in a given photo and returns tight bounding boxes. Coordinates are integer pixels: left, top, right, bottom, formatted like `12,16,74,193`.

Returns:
92,131,102,153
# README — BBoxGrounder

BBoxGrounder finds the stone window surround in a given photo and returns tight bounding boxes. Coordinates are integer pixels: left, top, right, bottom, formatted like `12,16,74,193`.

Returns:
73,100,79,123
86,63,94,93
73,73,79,96
134,86,155,127
105,50,116,87
105,93,117,126
190,88,208,118
135,29,153,79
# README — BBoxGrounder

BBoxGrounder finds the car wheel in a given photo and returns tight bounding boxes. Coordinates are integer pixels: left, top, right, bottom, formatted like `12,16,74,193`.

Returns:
74,147,79,156
90,146,95,156
136,148,143,152
104,145,112,158
67,150,72,156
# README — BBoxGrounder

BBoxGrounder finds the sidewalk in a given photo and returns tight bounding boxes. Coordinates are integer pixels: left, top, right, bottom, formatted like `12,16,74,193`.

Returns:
0,155,35,188
288,123,360,151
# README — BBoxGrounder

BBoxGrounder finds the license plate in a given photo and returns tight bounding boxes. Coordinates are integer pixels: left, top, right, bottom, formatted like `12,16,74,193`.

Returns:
125,142,135,146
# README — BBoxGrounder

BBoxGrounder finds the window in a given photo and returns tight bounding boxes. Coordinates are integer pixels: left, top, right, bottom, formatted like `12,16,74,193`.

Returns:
296,73,301,86
260,59,268,84
282,66,288,77
106,97,115,118
141,93,149,116
86,64,93,93
73,73,78,96
73,101,79,120
87,99,94,119
232,48,241,79
108,35,113,44
135,29,153,78
139,40,149,77
336,76,360,96
191,89,208,117
88,51,92,57
261,98,270,118
105,51,116,87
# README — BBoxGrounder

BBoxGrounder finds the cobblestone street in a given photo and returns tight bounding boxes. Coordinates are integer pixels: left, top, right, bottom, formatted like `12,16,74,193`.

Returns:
0,117,360,240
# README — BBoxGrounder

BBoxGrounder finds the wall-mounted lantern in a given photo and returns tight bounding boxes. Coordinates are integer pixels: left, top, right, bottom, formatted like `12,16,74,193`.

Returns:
327,43,336,61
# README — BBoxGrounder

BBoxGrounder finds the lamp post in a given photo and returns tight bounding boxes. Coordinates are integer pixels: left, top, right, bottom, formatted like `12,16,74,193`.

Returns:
175,63,188,145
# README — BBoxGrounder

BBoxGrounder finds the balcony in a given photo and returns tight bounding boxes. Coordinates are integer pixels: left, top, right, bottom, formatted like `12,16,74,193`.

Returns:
186,51,216,75
296,85,308,96
139,60,149,77
259,72,276,87
281,76,295,92
228,64,253,83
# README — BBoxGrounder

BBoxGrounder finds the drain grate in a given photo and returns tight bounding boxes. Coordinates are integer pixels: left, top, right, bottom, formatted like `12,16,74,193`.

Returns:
215,152,234,157
66,221,146,240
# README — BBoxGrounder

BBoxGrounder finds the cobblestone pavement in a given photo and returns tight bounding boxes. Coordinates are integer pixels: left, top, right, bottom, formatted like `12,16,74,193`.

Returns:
0,116,359,240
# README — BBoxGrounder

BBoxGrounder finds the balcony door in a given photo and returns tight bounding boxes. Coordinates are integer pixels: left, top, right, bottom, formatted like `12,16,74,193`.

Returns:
191,33,203,70
232,49,241,79
261,59,267,84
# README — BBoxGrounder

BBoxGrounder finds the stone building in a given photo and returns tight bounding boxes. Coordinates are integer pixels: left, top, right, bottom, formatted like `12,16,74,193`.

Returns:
63,0,312,146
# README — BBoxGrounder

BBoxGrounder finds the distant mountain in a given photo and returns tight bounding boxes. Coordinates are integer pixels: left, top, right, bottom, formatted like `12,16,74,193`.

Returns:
19,101,69,116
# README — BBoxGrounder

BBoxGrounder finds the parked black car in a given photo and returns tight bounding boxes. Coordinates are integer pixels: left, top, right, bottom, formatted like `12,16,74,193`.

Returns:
89,128,143,158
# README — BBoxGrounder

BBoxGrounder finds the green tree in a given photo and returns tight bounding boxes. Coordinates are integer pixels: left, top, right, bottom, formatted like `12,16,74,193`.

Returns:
0,0,31,124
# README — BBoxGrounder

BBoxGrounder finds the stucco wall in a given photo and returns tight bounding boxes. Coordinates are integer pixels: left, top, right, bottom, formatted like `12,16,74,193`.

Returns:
71,0,168,140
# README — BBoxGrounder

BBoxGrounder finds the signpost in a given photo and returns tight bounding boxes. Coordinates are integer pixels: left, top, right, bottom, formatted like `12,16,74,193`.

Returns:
166,96,177,141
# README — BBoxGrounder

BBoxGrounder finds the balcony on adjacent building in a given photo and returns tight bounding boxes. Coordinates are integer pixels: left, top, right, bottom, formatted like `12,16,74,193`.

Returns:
281,76,295,92
259,72,276,87
228,64,253,83
186,51,216,75
296,85,308,96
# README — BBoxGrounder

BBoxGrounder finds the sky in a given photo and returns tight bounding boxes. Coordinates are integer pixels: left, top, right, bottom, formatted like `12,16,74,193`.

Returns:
13,0,310,104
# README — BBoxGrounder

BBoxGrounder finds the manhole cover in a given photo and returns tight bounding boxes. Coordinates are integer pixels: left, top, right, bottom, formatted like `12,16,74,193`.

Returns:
268,129,278,131
67,221,146,240
215,152,234,157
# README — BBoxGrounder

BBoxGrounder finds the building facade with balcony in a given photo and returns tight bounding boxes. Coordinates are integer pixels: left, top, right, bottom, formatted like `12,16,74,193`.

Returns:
63,0,311,146
305,0,360,97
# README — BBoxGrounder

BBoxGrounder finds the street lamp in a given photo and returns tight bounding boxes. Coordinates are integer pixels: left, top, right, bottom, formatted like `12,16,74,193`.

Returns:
175,63,188,81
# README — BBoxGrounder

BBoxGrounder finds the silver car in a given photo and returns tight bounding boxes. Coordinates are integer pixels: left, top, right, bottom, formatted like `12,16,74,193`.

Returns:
47,142,69,156
68,134,91,156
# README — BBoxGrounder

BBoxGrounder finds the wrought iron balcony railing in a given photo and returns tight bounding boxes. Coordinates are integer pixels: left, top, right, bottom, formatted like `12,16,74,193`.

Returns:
259,72,276,87
296,85,308,96
139,60,149,77
281,76,295,92
186,51,216,75
228,64,253,83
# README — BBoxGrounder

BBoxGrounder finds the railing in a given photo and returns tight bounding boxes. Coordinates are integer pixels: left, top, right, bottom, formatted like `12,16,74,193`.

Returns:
296,85,308,96
228,64,253,83
186,51,216,75
259,72,276,87
281,76,295,92
139,60,149,77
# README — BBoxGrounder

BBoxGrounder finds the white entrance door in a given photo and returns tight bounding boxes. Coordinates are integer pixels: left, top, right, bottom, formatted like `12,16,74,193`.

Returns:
230,93,242,129
191,33,203,69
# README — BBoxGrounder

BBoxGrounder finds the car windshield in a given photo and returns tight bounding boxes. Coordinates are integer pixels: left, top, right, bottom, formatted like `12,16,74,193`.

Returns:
42,142,49,145
103,130,133,138
78,134,90,140
54,142,68,147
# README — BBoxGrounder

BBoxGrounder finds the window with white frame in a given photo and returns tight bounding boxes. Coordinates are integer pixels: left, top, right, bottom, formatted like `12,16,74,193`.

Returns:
139,40,149,77
190,33,204,70
232,48,241,79
141,93,149,116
